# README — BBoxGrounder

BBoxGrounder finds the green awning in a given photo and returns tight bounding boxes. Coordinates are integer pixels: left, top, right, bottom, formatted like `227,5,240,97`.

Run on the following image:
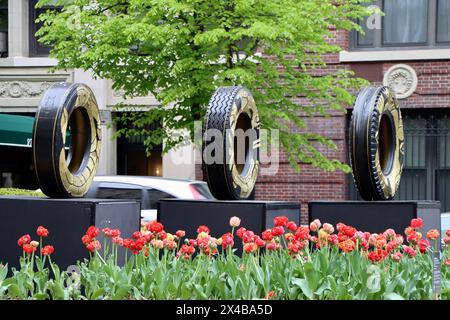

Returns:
0,113,70,148
0,113,34,148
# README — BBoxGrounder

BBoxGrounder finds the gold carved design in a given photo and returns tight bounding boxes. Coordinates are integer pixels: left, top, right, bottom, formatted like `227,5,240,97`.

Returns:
228,89,260,199
58,86,101,197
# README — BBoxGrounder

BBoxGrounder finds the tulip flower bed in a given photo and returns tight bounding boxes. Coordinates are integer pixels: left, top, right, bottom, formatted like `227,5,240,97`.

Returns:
1,216,449,300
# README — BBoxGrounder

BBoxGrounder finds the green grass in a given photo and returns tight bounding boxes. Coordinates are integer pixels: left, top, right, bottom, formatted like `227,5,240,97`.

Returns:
0,188,44,197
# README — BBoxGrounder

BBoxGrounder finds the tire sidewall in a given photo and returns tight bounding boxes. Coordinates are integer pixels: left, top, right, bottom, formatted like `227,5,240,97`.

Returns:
33,83,101,198
202,86,260,200
349,86,405,200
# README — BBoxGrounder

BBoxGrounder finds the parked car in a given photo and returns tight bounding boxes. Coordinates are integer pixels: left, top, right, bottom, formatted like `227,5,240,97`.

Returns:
85,176,215,222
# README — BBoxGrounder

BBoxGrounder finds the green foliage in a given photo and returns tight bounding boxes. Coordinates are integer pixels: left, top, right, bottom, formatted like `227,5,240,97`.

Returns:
1,254,79,300
36,0,371,172
0,188,44,197
0,241,449,300
1,216,450,300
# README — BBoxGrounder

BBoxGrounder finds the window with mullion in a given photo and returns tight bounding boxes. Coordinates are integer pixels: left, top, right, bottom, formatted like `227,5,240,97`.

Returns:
29,0,60,57
437,117,450,212
383,0,428,46
356,1,376,47
437,0,450,43
0,0,8,33
352,0,450,50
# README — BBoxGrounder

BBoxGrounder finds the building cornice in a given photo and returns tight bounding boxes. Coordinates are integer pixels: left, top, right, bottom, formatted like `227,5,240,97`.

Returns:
340,49,450,62
0,57,58,67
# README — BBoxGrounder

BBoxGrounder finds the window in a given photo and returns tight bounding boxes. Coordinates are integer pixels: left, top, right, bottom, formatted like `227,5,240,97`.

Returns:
348,109,450,212
146,190,174,209
436,116,450,211
0,0,7,57
116,115,163,177
356,1,376,47
96,187,143,201
352,0,450,50
29,0,59,57
437,0,450,43
383,0,428,45
0,0,7,32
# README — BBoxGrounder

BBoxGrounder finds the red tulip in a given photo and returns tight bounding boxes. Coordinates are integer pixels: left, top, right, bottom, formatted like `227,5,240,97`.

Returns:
36,226,49,238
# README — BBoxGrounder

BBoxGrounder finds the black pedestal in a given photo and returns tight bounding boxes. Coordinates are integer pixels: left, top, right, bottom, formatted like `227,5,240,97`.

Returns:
0,197,141,270
309,201,441,237
158,199,300,252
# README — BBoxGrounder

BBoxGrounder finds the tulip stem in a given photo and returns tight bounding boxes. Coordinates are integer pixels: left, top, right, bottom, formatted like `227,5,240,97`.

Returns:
95,250,107,265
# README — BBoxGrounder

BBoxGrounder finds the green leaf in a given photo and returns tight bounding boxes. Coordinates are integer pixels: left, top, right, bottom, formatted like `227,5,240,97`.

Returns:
32,293,50,300
292,278,313,300
303,262,320,292
90,288,105,300
319,252,329,274
51,282,65,300
8,284,24,299
0,264,8,282
193,284,208,300
251,256,265,290
384,292,405,300
111,285,132,300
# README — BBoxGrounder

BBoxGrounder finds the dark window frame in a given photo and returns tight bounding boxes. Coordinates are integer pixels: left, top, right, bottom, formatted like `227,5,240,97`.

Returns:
436,0,450,44
350,0,450,51
0,0,8,33
115,113,163,176
29,0,60,57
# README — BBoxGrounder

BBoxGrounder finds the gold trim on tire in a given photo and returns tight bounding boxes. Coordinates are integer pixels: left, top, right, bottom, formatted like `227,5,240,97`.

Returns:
32,83,101,198
203,86,260,200
371,87,404,200
349,86,404,200
58,86,101,197
228,89,260,199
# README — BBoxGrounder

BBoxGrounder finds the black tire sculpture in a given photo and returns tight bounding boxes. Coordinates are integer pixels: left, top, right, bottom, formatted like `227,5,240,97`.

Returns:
349,86,404,201
32,83,101,198
203,86,260,200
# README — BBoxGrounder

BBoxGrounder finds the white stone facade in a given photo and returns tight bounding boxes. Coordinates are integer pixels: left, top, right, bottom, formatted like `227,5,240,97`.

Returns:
0,0,196,180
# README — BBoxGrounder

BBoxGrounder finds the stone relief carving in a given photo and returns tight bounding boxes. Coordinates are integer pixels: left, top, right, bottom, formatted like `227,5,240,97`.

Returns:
383,64,418,99
0,81,53,98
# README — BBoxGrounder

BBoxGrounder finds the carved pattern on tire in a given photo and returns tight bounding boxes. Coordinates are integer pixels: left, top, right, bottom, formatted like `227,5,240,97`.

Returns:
349,86,404,201
32,83,101,198
203,86,260,200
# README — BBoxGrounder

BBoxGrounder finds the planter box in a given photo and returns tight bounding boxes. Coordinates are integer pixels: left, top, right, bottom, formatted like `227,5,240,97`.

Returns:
158,199,300,253
309,201,441,240
0,197,140,271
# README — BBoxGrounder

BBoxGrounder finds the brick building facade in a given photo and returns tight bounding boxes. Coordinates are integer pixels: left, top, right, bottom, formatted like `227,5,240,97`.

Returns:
1,1,449,222
197,2,450,224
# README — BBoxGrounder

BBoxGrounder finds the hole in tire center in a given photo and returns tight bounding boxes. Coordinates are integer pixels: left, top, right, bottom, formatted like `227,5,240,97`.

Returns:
65,108,91,174
378,113,395,174
233,113,252,176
